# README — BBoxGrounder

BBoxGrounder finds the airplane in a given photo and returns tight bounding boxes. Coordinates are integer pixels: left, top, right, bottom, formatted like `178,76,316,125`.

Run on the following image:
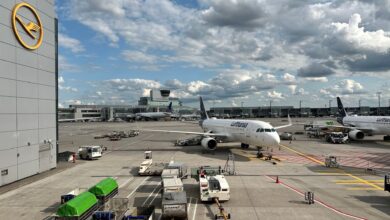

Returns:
179,113,201,121
139,97,292,150
334,97,390,140
135,102,173,121
58,117,101,123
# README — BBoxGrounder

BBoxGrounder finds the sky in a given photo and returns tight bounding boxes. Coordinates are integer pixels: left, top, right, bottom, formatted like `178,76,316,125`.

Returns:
56,0,390,109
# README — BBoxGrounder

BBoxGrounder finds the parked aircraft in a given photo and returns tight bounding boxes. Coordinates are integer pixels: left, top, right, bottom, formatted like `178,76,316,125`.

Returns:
140,97,292,150
334,97,390,140
136,102,173,121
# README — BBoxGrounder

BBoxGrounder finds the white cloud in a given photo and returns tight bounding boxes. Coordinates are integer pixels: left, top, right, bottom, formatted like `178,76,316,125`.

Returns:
59,33,85,53
288,85,297,94
321,79,366,97
305,77,328,82
122,50,158,64
58,76,78,92
331,14,390,53
267,91,284,99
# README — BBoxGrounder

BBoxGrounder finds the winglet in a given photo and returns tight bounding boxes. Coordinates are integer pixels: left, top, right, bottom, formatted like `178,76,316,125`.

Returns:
166,102,173,113
199,96,209,120
274,114,292,130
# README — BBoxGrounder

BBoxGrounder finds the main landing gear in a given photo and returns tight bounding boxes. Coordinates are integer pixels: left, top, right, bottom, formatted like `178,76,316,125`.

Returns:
241,143,249,149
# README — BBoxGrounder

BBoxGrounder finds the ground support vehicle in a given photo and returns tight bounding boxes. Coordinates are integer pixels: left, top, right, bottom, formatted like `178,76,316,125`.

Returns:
325,132,349,144
161,192,188,220
78,146,103,160
325,156,339,168
162,176,184,193
138,151,167,176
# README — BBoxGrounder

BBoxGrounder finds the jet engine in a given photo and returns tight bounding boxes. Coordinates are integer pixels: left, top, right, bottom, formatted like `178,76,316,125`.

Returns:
348,130,364,140
201,137,217,150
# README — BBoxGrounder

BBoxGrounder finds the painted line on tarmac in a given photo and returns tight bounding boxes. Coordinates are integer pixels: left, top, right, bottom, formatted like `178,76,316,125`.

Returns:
192,198,198,220
265,175,368,220
126,176,150,198
147,188,162,206
346,187,382,191
279,144,384,190
142,183,161,206
119,177,135,188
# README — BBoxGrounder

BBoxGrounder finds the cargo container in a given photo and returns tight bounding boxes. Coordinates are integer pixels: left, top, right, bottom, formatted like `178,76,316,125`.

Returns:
162,176,183,193
161,169,179,180
89,178,119,204
56,191,99,220
161,192,188,220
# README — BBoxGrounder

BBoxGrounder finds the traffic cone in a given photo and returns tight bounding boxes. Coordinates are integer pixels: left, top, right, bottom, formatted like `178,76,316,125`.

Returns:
276,176,279,183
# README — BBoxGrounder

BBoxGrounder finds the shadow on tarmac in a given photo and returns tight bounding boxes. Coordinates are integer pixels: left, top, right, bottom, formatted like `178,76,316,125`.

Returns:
353,195,390,216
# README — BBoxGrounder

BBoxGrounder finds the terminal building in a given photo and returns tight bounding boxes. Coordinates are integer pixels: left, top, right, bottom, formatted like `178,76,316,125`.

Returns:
58,89,195,121
0,0,57,186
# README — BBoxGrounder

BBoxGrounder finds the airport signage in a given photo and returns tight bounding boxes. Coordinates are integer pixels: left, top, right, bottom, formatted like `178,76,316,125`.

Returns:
12,2,44,50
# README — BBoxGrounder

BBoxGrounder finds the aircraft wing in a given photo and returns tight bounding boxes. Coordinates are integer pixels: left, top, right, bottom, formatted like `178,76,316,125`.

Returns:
322,125,374,133
139,129,228,137
274,115,292,130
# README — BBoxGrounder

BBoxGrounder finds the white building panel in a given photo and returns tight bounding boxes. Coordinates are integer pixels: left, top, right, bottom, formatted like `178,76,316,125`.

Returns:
17,145,39,163
0,78,16,96
0,148,17,168
0,131,17,151
38,70,55,86
17,114,39,130
0,114,16,132
0,165,18,185
17,97,38,114
38,84,55,100
0,96,16,113
16,48,38,69
39,114,55,129
38,55,55,72
17,159,39,180
0,6,12,27
0,60,16,80
17,129,39,147
39,99,55,113
17,81,38,98
38,42,55,59
17,64,38,83
0,24,16,46
39,128,56,143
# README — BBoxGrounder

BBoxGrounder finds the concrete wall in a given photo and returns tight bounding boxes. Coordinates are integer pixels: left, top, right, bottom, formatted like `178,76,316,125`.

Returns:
0,0,57,186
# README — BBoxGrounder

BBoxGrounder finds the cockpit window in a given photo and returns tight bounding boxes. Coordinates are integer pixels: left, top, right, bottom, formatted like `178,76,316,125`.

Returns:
271,128,276,132
260,128,264,132
265,129,271,132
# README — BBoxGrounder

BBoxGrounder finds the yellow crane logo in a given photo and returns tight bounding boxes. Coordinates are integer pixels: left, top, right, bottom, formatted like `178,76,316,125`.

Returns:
12,2,44,50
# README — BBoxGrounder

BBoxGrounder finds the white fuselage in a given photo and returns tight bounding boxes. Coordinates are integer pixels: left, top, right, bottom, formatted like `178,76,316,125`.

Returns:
343,116,390,135
202,118,280,147
136,112,171,119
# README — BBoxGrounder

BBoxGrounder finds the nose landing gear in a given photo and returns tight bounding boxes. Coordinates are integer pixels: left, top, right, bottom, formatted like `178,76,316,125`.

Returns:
240,143,249,149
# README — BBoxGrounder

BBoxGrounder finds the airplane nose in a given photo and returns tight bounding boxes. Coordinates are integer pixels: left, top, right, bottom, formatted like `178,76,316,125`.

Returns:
266,133,280,146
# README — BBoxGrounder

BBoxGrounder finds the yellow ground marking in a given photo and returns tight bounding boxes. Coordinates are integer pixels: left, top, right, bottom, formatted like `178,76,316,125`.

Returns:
279,144,325,165
334,180,383,183
279,144,384,190
346,187,382,191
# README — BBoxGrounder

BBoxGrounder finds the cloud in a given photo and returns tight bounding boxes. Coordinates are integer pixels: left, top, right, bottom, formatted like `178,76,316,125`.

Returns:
297,62,334,77
267,91,284,99
59,33,85,53
201,0,267,29
58,76,78,92
122,50,158,64
304,77,328,82
320,79,366,97
331,14,390,53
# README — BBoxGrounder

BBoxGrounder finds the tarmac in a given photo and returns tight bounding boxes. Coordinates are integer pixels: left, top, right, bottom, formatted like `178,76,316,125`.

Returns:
0,119,389,220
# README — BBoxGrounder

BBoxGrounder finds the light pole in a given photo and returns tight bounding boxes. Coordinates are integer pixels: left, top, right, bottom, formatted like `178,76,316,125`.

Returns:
377,92,382,115
299,100,303,117
329,100,332,115
359,99,362,108
269,100,273,117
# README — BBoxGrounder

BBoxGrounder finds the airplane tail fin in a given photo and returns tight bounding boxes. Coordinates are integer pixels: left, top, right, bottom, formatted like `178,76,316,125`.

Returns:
337,97,347,124
166,102,173,113
199,96,209,120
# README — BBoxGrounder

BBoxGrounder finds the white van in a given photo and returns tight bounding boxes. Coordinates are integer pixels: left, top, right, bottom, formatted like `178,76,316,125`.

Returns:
78,146,102,160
